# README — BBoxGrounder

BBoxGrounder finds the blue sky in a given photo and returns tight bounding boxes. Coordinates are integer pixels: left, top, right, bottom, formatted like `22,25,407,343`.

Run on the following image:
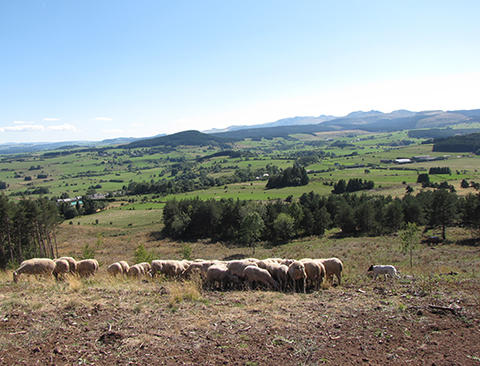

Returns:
1,0,479,142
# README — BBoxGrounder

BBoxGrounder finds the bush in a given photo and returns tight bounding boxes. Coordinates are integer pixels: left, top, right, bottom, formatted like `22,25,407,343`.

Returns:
81,243,96,259
181,244,192,260
134,244,155,264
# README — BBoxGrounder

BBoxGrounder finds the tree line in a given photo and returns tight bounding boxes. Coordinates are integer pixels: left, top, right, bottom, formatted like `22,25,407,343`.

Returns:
0,195,60,269
331,178,374,194
161,189,480,244
266,165,309,189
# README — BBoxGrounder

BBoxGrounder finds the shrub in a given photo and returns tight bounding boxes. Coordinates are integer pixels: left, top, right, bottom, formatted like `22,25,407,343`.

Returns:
134,244,155,264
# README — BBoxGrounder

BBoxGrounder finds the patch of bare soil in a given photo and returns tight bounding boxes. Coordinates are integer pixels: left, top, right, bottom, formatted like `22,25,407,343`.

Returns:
0,279,479,365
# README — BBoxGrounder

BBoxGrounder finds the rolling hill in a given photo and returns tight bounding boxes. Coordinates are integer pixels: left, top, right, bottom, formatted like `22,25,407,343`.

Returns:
125,130,237,148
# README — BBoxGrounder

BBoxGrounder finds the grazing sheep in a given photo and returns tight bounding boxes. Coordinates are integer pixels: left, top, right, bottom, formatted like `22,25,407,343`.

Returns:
138,262,152,274
107,262,123,277
256,259,274,270
183,261,213,279
161,260,187,277
76,259,99,277
150,260,165,277
53,259,70,280
272,264,289,292
260,262,289,291
281,258,295,267
118,261,130,274
150,260,187,277
367,265,400,280
243,265,279,291
300,259,325,291
58,256,77,273
317,258,343,285
226,260,258,279
288,261,307,293
127,264,145,278
13,258,56,283
206,264,240,290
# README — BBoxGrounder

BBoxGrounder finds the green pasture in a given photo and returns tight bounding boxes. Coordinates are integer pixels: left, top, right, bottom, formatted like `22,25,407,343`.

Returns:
0,130,479,201
70,207,163,230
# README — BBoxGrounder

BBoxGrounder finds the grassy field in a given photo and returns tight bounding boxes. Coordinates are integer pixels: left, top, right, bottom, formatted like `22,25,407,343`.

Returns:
0,129,479,204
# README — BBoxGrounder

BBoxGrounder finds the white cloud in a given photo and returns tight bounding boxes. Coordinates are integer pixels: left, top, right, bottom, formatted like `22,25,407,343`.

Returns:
95,117,113,121
0,124,45,132
43,117,60,121
47,123,77,131
12,120,32,125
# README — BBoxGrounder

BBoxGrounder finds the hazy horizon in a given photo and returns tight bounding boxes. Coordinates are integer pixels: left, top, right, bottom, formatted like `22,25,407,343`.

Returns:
1,1,480,143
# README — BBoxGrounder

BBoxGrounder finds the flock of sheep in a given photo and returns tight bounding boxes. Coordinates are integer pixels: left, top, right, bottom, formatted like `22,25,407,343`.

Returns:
12,257,399,292
12,256,344,293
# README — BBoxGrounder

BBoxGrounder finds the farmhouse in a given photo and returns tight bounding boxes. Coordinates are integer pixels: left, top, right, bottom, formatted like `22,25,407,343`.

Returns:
394,158,412,164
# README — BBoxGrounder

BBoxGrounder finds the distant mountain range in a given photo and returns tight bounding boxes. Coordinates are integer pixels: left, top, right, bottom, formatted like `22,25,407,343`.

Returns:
209,109,480,140
203,114,337,133
1,109,479,154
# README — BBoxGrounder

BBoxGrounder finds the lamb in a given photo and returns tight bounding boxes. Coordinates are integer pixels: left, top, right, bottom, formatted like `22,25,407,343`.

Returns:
58,256,77,273
367,265,400,280
300,259,325,291
206,264,240,290
53,258,70,280
13,258,56,283
317,258,343,285
107,262,124,277
243,265,279,291
76,259,99,277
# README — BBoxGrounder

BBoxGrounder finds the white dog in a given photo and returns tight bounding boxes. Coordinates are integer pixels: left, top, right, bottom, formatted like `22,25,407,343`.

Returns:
367,265,400,280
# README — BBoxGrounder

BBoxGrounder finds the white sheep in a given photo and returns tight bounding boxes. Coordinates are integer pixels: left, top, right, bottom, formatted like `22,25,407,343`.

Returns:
13,258,56,283
206,264,240,290
367,265,400,280
138,262,152,274
300,259,325,291
58,256,77,273
53,259,70,280
107,262,123,277
76,259,99,277
260,261,288,291
161,260,187,277
317,258,343,285
127,264,145,278
182,261,213,279
118,260,130,274
226,260,258,279
287,261,307,293
150,260,164,277
243,265,279,291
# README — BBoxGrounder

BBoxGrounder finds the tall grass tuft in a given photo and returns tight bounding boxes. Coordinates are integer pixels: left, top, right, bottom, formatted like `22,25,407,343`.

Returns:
166,275,203,308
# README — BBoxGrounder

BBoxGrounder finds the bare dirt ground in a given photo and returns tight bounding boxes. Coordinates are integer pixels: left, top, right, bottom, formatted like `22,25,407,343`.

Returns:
1,275,479,365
